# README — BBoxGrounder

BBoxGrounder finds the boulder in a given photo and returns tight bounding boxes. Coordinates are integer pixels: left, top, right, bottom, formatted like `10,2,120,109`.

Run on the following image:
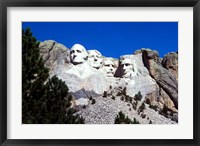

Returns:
162,52,178,80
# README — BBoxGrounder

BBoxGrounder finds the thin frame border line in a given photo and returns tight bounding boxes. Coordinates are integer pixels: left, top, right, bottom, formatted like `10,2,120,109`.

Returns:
1,0,198,7
193,1,200,145
1,1,7,146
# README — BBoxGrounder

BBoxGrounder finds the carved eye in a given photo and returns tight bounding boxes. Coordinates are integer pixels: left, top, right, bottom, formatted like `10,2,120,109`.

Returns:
125,63,130,66
77,50,82,53
71,50,75,54
105,64,109,67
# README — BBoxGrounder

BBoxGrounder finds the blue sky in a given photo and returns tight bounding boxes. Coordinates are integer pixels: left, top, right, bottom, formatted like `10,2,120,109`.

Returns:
22,22,178,58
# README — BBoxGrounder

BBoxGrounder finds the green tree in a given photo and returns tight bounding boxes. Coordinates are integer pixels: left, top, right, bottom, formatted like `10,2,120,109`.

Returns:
134,91,142,101
122,87,127,96
41,76,75,124
103,91,108,97
22,27,49,123
111,96,115,100
91,99,96,104
129,96,133,103
22,27,84,124
132,118,140,124
138,102,146,113
114,111,140,124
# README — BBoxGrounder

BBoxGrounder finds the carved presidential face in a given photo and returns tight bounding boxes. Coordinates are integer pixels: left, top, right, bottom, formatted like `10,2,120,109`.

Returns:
102,59,115,77
70,44,88,65
120,58,134,78
88,50,103,69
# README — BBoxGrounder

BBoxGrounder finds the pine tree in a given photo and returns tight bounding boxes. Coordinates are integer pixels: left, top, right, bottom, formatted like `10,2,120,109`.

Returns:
103,91,108,97
134,91,142,101
114,111,140,124
22,27,84,124
22,27,49,123
40,76,71,124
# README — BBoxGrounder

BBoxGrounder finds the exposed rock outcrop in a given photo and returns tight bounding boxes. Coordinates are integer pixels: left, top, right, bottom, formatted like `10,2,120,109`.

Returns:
39,40,70,72
139,49,178,109
39,41,178,124
162,52,178,81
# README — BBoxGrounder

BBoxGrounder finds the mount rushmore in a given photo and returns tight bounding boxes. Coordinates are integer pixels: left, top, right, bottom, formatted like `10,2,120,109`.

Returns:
39,40,178,124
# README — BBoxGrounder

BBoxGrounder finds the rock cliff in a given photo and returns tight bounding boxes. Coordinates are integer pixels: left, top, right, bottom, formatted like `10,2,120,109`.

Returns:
39,40,178,124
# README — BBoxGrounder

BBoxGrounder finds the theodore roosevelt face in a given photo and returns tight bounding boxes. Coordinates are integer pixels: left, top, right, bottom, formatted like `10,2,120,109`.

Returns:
102,59,116,77
70,44,88,65
87,50,103,69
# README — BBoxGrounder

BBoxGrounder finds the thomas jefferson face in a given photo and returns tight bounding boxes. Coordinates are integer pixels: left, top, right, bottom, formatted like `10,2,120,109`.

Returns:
120,58,134,78
88,50,103,69
70,44,88,65
102,59,115,77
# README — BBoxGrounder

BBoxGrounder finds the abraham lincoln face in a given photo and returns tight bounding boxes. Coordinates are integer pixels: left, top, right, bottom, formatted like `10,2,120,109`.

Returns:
120,58,134,78
119,55,138,78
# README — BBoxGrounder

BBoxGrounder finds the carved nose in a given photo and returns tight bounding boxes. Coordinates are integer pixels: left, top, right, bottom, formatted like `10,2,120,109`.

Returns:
123,65,128,69
94,58,97,61
73,55,77,59
122,67,126,71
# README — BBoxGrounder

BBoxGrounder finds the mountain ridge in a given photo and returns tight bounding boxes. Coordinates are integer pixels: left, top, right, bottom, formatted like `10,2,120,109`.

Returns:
39,40,178,124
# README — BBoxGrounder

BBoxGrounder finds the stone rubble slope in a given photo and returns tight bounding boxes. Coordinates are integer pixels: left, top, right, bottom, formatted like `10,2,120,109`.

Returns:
77,95,176,124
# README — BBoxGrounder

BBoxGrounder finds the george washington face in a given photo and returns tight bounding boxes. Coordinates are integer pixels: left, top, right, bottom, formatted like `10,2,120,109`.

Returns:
70,44,88,65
